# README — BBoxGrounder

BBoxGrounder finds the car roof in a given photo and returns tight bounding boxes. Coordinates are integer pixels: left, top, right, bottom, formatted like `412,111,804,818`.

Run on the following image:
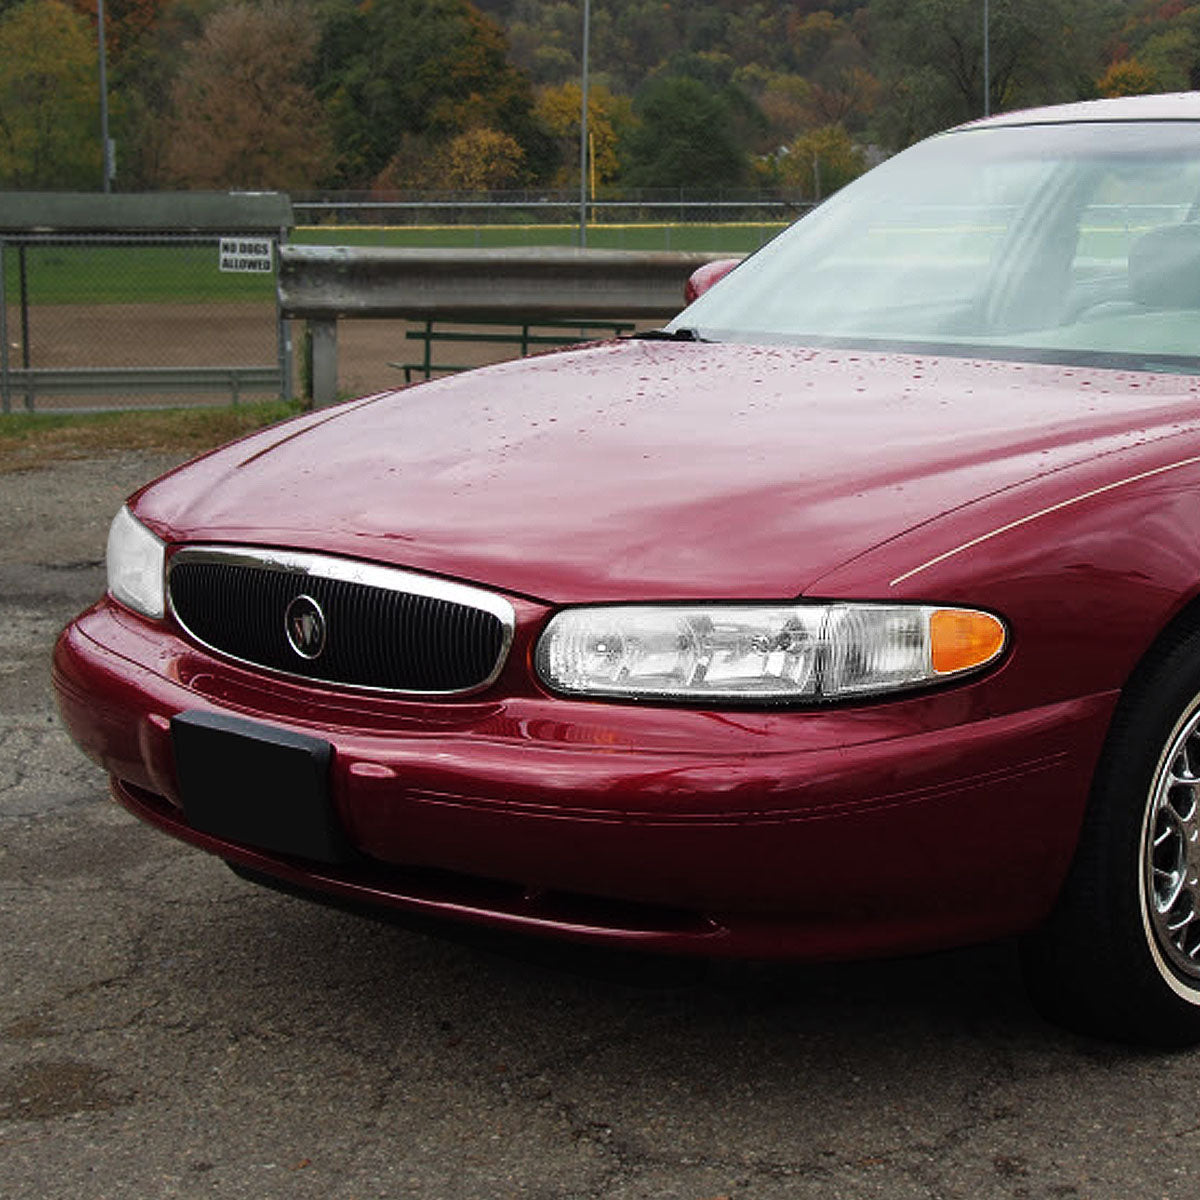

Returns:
954,92,1200,132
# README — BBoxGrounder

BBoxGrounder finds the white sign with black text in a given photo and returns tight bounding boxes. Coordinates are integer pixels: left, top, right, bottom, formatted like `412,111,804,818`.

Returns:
219,238,273,273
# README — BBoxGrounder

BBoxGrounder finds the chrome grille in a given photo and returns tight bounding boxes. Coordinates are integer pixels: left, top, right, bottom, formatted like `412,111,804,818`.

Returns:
167,548,514,695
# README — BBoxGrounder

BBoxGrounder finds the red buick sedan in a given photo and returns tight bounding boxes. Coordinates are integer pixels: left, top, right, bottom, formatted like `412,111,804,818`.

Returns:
55,94,1200,1044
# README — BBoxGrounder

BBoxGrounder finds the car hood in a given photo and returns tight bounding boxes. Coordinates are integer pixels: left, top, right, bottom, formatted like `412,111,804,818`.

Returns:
136,340,1200,603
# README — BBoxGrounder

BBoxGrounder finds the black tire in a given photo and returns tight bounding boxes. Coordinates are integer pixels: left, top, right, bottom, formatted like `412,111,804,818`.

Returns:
1021,622,1200,1045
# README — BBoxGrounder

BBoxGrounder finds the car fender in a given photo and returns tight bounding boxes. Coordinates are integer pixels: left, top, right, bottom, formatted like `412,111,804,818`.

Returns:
807,437,1200,717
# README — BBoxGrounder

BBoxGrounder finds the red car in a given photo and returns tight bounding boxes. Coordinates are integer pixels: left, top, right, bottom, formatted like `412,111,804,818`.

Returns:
55,94,1200,1044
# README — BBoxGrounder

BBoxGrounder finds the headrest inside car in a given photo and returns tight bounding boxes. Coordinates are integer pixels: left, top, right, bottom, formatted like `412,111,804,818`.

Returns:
1129,223,1200,309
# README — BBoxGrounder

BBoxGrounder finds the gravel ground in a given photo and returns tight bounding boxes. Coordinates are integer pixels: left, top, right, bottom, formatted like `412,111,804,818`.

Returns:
2,448,1198,1200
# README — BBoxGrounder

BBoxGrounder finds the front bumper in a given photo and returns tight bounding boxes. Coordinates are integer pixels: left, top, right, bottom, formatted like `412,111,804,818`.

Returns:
54,599,1118,959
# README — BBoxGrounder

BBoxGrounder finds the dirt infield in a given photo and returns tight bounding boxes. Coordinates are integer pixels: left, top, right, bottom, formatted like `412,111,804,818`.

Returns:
21,303,278,370
12,303,652,411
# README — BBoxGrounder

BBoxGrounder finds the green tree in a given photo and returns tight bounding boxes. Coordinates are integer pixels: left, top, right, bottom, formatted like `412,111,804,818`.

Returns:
869,0,1120,147
501,0,580,86
623,74,750,190
0,0,101,189
164,1,333,189
313,0,555,188
1140,24,1200,90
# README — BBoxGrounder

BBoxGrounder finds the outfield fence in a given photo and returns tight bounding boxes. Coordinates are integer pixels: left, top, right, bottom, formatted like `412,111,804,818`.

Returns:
0,232,290,414
291,220,791,254
292,190,813,248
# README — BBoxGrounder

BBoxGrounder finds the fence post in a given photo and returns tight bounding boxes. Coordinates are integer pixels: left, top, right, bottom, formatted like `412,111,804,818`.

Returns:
310,317,338,408
17,243,32,411
0,240,9,415
275,232,292,403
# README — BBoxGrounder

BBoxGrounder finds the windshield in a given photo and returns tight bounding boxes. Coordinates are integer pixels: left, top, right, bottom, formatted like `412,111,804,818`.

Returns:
672,121,1200,372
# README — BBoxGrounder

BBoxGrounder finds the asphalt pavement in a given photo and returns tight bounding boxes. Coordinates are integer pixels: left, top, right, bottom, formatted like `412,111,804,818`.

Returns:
2,450,1197,1199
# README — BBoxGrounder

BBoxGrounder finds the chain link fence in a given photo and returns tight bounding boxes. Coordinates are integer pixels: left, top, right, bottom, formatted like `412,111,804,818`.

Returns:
0,191,804,415
0,233,290,414
291,189,813,253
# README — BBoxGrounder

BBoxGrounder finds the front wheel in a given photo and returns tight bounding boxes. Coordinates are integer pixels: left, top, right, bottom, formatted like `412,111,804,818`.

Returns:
1022,625,1200,1045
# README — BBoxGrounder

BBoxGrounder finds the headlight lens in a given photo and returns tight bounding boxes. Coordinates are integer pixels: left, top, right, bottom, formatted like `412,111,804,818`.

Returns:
535,603,1005,703
106,506,166,619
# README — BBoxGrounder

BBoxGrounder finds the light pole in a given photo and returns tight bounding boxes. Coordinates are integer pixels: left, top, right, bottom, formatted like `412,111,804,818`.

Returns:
98,0,112,191
983,0,991,118
579,0,591,247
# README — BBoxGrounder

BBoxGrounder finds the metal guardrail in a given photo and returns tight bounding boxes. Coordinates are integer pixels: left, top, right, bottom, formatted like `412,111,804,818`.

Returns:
278,245,726,320
277,245,724,407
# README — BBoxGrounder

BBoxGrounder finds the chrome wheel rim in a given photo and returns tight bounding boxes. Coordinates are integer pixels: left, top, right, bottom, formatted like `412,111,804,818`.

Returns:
1145,704,1200,980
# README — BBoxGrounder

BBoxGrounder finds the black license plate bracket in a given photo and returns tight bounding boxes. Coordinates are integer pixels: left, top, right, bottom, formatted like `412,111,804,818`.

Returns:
171,710,351,863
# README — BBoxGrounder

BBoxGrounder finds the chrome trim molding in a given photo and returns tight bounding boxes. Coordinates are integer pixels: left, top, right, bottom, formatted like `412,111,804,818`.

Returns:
167,546,517,697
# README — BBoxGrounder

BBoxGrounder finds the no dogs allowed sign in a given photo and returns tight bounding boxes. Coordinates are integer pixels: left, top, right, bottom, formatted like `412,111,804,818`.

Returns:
219,238,273,273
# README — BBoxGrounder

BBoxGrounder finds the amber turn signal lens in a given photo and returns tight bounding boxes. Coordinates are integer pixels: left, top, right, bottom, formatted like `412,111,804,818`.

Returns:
929,609,1006,675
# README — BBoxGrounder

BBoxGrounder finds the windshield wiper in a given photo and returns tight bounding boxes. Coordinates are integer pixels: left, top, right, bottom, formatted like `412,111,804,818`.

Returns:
633,326,709,342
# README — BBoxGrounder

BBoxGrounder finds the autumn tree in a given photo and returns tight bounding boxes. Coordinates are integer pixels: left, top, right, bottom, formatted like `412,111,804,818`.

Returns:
788,9,846,73
68,0,169,57
748,71,813,148
745,68,877,155
778,124,866,200
438,127,526,189
534,82,633,188
0,0,101,189
1098,58,1160,96
797,10,877,131
164,1,333,190
373,125,529,191
102,0,234,189
1106,1,1200,92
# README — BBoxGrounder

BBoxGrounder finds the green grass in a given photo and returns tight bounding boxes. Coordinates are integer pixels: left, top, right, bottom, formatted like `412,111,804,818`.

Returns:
290,221,786,253
0,400,304,471
3,243,278,306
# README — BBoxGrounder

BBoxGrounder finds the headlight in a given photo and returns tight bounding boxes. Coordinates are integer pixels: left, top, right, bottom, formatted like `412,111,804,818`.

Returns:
106,506,166,619
535,603,1006,703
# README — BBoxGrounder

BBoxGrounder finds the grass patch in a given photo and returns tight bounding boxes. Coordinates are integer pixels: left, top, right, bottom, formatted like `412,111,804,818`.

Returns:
291,221,787,253
4,243,278,306
0,400,304,472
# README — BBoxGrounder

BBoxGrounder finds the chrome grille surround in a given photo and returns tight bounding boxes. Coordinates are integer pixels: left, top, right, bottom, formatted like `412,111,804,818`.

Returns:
167,546,516,696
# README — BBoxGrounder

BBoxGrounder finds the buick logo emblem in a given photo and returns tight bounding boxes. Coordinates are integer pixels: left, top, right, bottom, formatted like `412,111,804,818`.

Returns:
285,594,327,660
